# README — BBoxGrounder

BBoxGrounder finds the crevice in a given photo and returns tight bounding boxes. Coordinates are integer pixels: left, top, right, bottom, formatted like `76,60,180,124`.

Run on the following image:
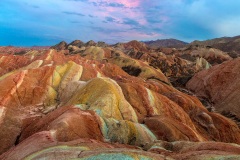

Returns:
147,76,171,86
12,78,24,107
122,66,142,77
78,151,84,158
14,132,22,146
221,111,240,127
169,76,192,88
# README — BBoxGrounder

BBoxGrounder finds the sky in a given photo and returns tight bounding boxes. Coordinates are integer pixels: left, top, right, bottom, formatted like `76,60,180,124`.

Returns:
0,0,240,46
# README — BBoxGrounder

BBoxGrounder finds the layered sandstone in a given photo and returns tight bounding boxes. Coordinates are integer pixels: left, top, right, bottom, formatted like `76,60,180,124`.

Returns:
187,57,240,125
0,43,239,159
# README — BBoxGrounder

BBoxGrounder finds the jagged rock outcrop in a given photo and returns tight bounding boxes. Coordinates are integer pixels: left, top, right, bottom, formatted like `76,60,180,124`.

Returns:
85,40,96,47
96,41,108,47
123,40,149,52
50,41,68,50
187,57,240,124
0,44,240,159
68,40,85,48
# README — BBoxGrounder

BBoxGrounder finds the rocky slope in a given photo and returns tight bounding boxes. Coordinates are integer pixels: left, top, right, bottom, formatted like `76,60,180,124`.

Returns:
190,35,240,46
114,40,232,87
190,35,240,58
187,57,240,126
0,41,240,159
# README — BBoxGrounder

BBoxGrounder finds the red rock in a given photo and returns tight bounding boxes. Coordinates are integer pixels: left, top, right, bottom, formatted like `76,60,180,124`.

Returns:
187,58,240,122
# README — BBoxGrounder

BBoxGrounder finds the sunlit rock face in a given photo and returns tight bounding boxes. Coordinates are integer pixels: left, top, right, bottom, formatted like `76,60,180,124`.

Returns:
0,42,240,159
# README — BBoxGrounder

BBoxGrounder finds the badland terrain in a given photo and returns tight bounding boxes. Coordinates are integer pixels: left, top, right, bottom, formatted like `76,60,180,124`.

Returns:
1,36,240,159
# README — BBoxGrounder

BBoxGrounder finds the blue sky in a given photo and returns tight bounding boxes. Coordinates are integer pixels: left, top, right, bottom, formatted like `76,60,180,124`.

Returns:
0,0,240,46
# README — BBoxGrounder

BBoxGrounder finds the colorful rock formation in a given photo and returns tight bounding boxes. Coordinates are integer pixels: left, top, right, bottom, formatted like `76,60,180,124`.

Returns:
187,57,240,125
0,42,240,159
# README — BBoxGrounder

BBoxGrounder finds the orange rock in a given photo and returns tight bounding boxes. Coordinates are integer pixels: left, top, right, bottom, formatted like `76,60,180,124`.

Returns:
144,116,204,142
0,54,31,76
187,58,240,123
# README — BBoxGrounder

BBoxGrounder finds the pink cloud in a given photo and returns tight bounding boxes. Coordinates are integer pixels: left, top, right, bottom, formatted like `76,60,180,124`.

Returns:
88,0,141,8
112,0,140,8
86,0,145,26
108,30,163,41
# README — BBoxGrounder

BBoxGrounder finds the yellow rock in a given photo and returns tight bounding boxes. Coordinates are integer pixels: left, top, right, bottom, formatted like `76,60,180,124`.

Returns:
44,86,57,106
65,77,138,122
23,60,43,70
51,70,61,89
55,63,68,77
45,49,53,61
57,61,83,92
43,61,83,109
83,46,105,60
196,57,211,70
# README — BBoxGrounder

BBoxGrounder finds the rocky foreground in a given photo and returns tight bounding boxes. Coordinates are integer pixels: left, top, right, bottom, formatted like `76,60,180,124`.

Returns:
0,40,240,159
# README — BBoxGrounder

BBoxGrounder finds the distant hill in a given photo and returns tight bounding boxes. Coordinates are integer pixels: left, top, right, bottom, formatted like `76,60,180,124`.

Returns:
144,38,188,49
0,46,49,54
190,36,240,46
190,35,240,58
